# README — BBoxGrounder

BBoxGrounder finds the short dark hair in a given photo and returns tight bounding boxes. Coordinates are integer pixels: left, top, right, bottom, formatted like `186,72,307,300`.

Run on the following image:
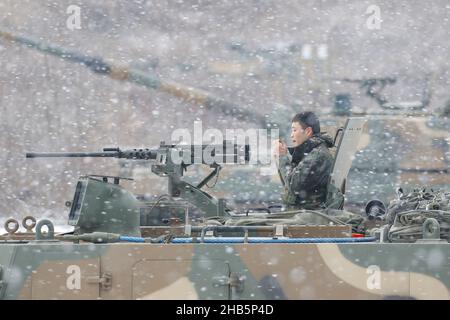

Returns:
292,111,320,134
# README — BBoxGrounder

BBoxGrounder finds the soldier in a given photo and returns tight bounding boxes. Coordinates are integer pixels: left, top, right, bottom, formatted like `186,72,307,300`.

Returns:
274,111,343,210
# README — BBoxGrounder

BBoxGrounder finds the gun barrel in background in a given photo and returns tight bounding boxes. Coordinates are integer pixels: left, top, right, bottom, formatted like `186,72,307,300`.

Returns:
0,30,268,127
338,77,397,84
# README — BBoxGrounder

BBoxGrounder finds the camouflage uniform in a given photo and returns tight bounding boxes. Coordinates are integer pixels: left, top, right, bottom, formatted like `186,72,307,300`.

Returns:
277,133,340,210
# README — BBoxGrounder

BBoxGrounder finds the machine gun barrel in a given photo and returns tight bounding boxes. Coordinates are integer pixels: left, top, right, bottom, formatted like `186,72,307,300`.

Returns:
26,152,118,158
26,143,250,164
26,148,158,160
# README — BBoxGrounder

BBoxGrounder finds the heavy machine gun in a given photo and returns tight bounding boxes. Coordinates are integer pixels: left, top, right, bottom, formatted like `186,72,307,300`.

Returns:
26,142,250,235
339,76,431,111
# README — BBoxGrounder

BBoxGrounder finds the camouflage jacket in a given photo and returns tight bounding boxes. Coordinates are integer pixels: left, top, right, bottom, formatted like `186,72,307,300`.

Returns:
277,133,335,210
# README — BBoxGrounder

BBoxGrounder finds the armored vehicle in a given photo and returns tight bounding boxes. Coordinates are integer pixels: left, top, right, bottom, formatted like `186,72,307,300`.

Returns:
1,30,449,299
1,117,450,300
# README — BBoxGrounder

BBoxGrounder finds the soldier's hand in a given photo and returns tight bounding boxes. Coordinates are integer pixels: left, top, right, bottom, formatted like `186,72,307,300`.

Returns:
273,140,288,156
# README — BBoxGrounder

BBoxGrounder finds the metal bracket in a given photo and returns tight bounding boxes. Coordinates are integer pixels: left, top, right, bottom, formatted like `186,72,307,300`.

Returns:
0,265,4,292
229,273,245,293
423,218,440,239
177,180,228,217
275,225,284,237
416,218,447,243
213,273,245,293
86,272,112,290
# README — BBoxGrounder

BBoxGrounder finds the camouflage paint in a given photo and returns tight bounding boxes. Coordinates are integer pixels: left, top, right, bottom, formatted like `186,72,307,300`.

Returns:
1,241,450,300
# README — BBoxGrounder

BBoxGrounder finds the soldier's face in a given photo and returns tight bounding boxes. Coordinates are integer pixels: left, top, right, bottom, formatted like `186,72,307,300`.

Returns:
291,121,312,147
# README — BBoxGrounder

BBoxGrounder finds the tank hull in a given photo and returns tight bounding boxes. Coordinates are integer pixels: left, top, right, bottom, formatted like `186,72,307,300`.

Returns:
1,242,449,300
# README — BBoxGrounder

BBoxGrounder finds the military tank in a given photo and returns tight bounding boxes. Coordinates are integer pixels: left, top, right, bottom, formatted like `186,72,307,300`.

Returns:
1,30,450,300
1,116,450,300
